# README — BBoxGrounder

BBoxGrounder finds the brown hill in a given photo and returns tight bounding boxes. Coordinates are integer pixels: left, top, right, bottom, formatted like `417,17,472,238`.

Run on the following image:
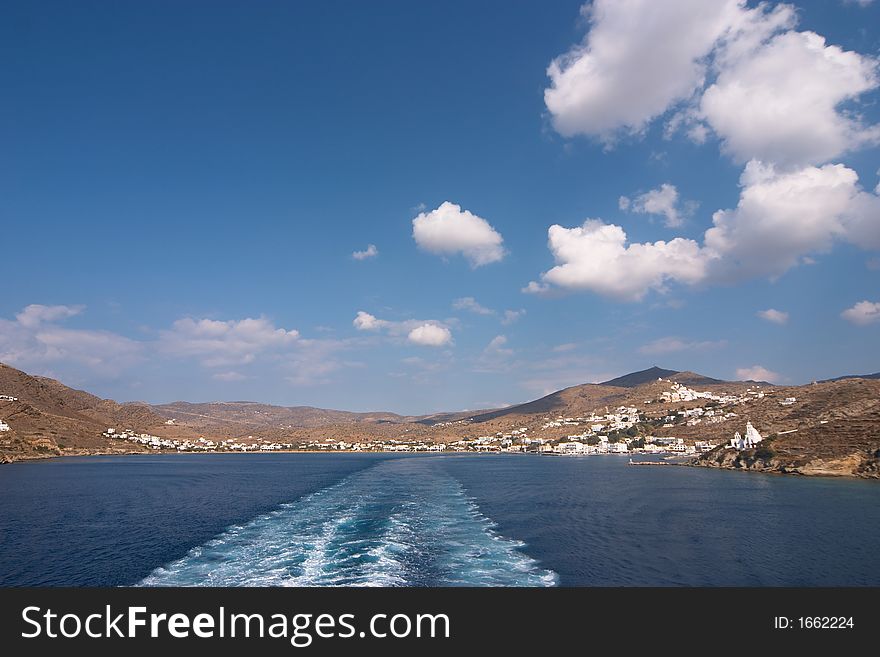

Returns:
152,400,405,438
686,379,880,477
0,363,166,460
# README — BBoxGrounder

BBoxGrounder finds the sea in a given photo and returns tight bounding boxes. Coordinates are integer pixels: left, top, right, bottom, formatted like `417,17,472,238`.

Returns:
1,453,878,587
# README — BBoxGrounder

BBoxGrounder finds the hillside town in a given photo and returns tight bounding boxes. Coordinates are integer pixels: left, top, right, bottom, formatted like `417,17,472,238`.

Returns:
96,379,789,457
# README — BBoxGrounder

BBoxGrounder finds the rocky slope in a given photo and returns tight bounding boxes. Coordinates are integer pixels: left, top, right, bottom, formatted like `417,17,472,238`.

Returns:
0,363,166,461
690,379,880,478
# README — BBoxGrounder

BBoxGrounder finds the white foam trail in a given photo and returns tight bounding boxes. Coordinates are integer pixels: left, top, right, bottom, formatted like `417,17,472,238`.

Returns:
140,458,557,587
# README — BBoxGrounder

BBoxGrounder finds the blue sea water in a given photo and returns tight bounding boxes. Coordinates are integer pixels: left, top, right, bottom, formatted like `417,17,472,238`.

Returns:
0,453,878,586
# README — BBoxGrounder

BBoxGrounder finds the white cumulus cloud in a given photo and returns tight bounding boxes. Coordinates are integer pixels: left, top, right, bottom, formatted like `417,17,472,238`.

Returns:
353,311,389,331
704,161,880,281
530,161,880,300
527,220,708,301
700,30,880,167
544,0,748,141
841,300,880,325
545,1,880,169
412,201,505,267
353,311,454,347
407,324,452,347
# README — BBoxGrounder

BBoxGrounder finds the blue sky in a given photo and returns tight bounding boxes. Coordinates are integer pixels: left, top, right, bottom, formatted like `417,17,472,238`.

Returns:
1,0,879,413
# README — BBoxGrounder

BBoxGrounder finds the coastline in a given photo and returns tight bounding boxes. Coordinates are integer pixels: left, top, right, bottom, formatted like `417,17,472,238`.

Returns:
685,452,880,480
4,448,879,481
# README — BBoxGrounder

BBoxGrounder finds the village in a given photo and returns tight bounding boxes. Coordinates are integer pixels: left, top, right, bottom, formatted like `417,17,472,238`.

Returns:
93,379,785,458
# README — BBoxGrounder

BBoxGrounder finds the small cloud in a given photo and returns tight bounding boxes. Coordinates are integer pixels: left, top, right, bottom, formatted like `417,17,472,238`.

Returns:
867,258,880,271
353,311,389,331
412,201,506,267
841,300,880,326
352,244,379,260
452,297,494,316
552,342,578,353
736,365,782,383
757,308,789,325
407,324,453,347
501,309,526,325
620,183,694,228
522,281,550,295
485,334,510,353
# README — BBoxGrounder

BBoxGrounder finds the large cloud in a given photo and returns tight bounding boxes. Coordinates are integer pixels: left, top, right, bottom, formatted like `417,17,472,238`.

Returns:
412,201,505,267
701,30,880,166
545,1,879,168
529,161,880,300
544,0,793,141
704,161,880,280
525,220,708,301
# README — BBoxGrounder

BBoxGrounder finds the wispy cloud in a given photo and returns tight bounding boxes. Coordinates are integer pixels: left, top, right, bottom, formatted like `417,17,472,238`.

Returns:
757,308,789,325
453,297,494,315
639,336,727,355
352,244,379,260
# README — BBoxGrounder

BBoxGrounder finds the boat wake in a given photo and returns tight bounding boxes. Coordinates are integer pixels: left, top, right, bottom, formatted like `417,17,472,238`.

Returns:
140,457,557,587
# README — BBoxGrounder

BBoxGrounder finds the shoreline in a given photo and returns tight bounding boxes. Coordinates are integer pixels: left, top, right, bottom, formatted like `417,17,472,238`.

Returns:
3,448,877,480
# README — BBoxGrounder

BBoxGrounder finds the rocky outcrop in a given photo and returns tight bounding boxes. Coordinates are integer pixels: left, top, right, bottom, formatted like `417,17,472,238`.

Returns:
693,444,879,479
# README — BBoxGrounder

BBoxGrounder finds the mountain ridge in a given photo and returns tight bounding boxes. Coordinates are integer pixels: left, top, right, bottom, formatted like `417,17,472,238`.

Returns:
3,360,879,472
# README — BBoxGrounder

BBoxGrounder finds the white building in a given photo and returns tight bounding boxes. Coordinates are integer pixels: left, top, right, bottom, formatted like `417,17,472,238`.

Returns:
729,422,764,450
